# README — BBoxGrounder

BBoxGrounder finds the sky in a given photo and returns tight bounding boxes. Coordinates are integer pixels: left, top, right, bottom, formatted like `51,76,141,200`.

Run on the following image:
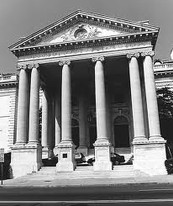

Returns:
0,0,173,73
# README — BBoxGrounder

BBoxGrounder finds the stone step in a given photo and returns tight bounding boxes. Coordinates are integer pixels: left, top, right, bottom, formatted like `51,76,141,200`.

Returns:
38,165,136,178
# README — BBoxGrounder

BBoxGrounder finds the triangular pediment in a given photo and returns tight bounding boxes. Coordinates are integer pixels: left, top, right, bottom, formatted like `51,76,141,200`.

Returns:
9,10,159,51
37,22,128,46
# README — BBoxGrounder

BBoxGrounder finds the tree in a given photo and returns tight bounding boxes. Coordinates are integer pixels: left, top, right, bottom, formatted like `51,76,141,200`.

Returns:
157,87,173,119
157,87,173,144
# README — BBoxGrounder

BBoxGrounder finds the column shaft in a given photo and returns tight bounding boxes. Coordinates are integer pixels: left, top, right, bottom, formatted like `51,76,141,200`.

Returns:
55,93,61,146
79,94,87,146
61,63,72,142
28,66,40,144
95,59,108,140
16,68,29,145
143,52,164,141
92,57,111,171
128,54,147,142
41,90,49,147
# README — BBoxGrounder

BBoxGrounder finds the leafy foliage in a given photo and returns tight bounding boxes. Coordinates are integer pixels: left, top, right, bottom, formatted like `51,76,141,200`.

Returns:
157,87,173,119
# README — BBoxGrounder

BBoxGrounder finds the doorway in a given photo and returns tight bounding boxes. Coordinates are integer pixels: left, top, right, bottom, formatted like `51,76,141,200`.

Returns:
114,116,130,148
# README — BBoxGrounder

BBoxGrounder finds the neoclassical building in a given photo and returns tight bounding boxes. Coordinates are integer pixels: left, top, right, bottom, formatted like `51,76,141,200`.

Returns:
4,10,170,177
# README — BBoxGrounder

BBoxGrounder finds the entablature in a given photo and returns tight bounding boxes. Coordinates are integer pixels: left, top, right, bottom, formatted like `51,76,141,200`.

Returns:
17,41,153,66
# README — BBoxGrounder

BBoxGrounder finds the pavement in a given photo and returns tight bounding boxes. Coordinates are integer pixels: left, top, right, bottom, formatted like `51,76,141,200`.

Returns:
2,172,173,188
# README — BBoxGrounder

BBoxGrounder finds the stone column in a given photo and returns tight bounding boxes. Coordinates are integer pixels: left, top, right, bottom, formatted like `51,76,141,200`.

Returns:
41,89,49,158
133,51,166,175
92,56,112,171
11,64,42,178
28,65,40,145
48,95,55,158
142,51,165,142
16,67,29,145
56,61,75,172
54,93,61,156
78,92,88,155
127,53,148,143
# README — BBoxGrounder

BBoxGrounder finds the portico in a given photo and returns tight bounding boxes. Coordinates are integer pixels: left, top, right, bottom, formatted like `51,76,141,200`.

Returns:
9,10,167,177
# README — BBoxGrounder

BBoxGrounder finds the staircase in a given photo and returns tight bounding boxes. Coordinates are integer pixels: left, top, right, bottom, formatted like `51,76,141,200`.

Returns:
37,164,145,179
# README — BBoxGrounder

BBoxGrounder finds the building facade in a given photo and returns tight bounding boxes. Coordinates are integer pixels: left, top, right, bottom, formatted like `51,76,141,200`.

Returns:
4,11,170,177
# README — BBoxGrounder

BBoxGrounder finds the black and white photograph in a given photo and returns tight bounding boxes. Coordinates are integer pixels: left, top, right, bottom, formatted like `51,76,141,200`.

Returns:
0,0,173,205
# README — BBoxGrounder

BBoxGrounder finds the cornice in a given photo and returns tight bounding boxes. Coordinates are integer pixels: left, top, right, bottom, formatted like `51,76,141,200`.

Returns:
0,82,18,88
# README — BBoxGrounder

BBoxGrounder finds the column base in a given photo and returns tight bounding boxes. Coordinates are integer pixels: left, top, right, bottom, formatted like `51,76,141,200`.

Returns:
132,136,149,144
56,141,76,172
133,141,167,175
53,146,59,156
11,144,42,178
94,139,112,171
149,135,166,143
42,147,54,159
77,146,88,156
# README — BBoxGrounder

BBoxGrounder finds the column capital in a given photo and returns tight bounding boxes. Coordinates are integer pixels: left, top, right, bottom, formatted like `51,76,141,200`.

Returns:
92,56,105,63
59,60,71,66
17,63,39,71
126,52,140,59
141,51,155,57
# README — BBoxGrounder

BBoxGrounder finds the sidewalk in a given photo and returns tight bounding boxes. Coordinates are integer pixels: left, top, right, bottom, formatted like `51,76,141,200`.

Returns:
2,173,173,188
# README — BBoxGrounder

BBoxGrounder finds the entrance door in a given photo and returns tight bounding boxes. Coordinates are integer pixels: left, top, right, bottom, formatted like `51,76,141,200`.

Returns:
114,116,130,148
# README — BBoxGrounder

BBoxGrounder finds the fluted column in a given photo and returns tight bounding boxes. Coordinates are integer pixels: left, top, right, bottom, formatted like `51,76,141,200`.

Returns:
16,67,29,145
93,56,108,141
127,53,148,143
60,60,72,143
28,64,40,144
142,51,165,142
